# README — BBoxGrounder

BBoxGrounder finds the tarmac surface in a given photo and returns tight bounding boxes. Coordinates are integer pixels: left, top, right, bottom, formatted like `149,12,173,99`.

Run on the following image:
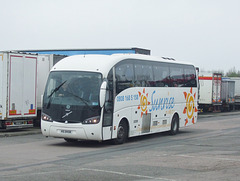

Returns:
0,111,240,138
1,111,240,181
0,127,41,137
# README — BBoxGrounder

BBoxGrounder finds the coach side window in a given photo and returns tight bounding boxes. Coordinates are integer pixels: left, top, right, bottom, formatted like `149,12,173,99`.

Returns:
115,62,134,94
170,64,184,87
184,65,197,87
153,63,170,87
134,63,154,87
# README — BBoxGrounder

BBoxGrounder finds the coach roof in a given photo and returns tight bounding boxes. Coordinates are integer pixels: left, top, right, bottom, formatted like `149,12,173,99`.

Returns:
51,54,194,77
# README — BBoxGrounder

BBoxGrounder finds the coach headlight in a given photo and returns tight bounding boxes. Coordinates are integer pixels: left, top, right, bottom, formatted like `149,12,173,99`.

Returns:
83,116,100,124
41,113,53,122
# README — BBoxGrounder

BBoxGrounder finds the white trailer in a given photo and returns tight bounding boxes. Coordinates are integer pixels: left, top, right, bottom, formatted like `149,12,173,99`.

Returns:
0,52,37,129
228,77,240,108
198,72,222,112
221,78,235,111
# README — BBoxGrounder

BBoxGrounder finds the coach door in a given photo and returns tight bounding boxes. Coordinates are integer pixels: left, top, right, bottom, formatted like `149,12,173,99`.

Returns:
102,69,114,140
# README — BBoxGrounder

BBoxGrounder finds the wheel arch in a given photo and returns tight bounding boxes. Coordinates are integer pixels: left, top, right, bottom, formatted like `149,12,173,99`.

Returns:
172,112,180,124
112,117,130,144
118,117,130,138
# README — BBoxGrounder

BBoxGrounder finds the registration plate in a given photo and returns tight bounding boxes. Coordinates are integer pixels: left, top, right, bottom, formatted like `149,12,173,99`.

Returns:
60,130,72,134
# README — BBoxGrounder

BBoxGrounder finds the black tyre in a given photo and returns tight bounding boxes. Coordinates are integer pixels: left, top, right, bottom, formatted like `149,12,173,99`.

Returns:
114,120,128,144
170,114,179,135
64,138,78,143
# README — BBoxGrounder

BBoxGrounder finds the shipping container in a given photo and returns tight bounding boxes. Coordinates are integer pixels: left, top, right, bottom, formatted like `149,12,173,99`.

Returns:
0,52,37,129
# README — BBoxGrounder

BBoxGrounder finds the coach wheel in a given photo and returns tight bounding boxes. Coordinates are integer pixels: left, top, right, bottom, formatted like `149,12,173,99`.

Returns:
170,114,179,135
114,120,128,144
64,138,78,143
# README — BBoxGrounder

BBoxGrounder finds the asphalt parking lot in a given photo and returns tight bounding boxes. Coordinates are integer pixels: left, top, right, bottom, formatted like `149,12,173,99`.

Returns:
0,127,41,137
0,111,240,138
1,111,240,181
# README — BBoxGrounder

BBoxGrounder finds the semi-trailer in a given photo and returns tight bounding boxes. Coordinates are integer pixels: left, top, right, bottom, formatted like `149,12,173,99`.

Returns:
221,78,235,111
198,72,222,112
0,52,37,129
227,77,240,109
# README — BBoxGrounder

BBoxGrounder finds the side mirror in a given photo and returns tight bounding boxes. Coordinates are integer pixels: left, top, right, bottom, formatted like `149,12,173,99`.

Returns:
99,81,107,108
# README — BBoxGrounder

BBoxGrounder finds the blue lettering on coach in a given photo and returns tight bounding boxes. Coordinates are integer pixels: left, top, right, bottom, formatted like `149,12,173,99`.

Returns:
149,90,175,112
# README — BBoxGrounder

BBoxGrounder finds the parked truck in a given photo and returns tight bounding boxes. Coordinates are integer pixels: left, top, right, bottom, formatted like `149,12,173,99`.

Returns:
0,52,37,129
198,72,222,112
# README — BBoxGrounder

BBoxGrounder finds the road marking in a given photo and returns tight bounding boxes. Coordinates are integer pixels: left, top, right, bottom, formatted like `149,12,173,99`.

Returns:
78,168,176,181
2,167,176,181
1,170,61,178
176,154,240,162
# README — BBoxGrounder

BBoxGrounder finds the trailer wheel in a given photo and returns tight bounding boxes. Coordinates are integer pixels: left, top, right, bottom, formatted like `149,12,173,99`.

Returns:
170,114,179,135
114,120,128,144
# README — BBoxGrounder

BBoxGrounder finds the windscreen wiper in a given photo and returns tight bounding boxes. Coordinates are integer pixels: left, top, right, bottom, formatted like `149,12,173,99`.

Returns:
48,80,67,98
46,80,67,109
70,93,94,111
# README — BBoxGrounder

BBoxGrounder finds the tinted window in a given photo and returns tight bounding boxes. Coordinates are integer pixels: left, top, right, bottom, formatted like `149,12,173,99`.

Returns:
114,59,196,93
42,71,102,123
115,62,134,94
170,64,185,87
135,63,153,87
184,65,197,87
153,62,170,87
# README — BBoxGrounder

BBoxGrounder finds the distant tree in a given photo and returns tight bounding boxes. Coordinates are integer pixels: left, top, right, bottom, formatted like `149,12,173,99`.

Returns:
216,70,224,75
226,67,240,77
212,69,224,75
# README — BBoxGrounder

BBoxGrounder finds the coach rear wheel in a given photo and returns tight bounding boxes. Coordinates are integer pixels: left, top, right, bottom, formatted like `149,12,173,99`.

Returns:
170,114,179,135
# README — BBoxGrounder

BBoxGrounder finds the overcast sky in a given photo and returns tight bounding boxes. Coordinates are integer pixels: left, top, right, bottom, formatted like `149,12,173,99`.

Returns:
0,0,239,73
